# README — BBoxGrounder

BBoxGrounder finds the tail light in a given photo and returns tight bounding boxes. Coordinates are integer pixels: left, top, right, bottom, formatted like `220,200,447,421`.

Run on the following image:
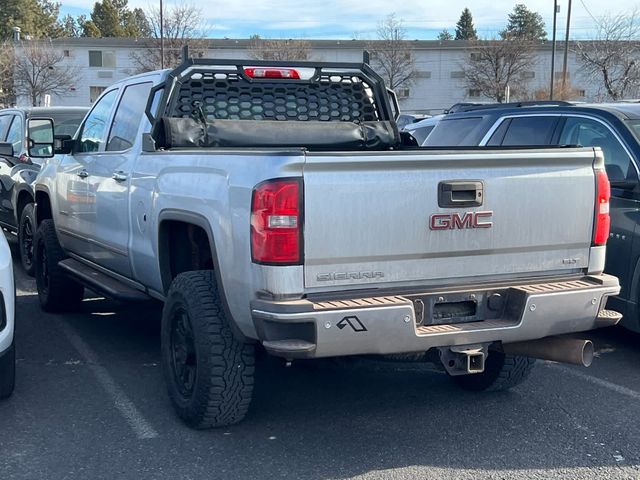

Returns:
244,67,300,79
593,169,610,246
251,178,302,265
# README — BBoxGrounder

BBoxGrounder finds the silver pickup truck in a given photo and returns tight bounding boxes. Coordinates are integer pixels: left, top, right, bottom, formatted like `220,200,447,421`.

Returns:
29,56,621,429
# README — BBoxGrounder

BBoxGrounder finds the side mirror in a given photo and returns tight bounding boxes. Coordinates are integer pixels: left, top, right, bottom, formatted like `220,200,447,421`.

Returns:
0,142,13,157
54,134,73,154
27,118,55,158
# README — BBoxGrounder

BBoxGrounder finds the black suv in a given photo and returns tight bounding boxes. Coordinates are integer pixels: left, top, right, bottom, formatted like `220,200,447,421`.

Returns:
410,101,640,333
0,107,88,274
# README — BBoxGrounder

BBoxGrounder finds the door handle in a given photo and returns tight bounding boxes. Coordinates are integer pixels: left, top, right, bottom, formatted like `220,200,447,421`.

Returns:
77,169,89,179
112,171,127,182
438,180,484,208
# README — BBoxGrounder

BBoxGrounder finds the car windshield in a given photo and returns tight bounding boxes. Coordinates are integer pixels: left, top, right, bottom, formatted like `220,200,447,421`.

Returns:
48,112,86,137
626,120,640,142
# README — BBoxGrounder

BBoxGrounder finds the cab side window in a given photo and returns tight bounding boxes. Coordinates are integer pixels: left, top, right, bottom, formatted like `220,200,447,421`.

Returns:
500,116,558,146
559,117,633,180
106,82,153,152
78,89,118,153
0,115,12,141
6,115,23,154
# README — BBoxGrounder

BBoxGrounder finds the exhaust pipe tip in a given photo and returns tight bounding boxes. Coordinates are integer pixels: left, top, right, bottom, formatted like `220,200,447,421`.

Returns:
581,340,594,367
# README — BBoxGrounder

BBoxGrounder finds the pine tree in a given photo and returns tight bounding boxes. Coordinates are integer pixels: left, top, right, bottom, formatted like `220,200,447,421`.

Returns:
502,4,547,41
87,0,150,38
0,0,61,39
455,8,477,40
437,29,454,41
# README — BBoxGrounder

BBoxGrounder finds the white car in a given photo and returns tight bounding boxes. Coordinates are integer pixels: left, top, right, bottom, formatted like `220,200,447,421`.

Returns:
402,114,445,145
0,233,15,398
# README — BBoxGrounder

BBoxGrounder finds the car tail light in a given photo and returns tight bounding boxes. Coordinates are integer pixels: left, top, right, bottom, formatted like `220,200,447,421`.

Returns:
251,178,302,265
244,67,300,79
593,169,610,246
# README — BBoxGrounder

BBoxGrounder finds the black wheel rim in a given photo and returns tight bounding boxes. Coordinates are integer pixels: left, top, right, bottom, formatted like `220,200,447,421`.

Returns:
170,307,197,398
21,218,34,268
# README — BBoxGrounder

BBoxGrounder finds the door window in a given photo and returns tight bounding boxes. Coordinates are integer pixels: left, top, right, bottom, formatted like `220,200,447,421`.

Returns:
560,117,633,180
500,116,558,146
78,89,118,153
6,115,23,154
0,115,12,140
106,82,153,151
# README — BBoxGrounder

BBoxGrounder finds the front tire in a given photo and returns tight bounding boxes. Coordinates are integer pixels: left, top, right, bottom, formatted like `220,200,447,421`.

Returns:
34,220,84,313
452,351,536,392
0,339,15,399
161,270,255,429
18,203,36,276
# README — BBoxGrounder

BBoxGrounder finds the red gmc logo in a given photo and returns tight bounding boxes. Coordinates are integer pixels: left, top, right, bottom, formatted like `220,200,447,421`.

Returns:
429,211,493,230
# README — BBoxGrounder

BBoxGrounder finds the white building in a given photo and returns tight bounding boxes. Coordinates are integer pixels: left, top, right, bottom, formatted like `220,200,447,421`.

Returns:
13,37,608,114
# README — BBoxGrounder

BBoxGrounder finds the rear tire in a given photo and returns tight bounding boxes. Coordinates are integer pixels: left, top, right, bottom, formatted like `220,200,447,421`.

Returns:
34,220,84,313
161,270,255,429
452,351,536,392
18,203,36,276
0,339,15,399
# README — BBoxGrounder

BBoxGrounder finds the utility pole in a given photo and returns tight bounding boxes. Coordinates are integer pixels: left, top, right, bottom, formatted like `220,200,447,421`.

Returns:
561,0,573,92
160,0,165,69
550,0,559,100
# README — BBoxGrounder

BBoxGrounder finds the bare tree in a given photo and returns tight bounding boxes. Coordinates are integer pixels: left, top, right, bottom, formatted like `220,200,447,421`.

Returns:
14,41,80,107
367,14,416,91
0,42,15,107
531,80,583,101
576,9,640,100
130,2,208,72
248,36,311,61
462,36,537,102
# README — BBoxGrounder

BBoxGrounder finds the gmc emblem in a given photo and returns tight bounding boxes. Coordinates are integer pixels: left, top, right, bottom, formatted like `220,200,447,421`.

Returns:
429,211,493,230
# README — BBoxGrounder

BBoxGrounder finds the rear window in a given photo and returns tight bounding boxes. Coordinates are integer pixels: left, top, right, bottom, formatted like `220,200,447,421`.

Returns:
423,117,482,146
626,120,640,142
500,116,558,146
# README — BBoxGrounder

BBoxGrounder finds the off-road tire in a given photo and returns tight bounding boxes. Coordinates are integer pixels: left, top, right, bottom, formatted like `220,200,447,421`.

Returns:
0,339,15,399
34,220,84,312
161,270,255,429
452,351,536,392
18,203,36,276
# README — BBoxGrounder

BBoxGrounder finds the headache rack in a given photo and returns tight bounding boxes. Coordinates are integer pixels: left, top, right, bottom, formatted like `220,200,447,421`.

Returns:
144,50,400,151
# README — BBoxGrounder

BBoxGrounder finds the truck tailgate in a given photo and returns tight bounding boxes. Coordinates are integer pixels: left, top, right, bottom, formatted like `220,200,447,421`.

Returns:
303,149,596,289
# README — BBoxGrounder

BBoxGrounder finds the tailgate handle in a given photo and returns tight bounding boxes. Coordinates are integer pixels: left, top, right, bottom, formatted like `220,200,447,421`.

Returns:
438,181,484,208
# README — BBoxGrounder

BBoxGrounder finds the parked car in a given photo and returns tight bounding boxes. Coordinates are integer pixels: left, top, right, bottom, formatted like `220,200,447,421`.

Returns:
30,58,619,428
0,107,88,275
0,232,15,398
402,114,444,145
418,100,640,333
396,113,430,130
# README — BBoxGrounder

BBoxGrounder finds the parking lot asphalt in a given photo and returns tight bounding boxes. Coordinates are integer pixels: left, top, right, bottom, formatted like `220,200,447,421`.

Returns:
1,238,640,479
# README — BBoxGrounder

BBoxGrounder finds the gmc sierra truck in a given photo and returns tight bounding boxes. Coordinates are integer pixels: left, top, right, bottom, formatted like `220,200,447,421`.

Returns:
29,55,621,429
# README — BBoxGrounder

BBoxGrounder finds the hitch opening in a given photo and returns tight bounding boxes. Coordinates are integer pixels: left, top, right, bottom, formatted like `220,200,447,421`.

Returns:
439,344,488,376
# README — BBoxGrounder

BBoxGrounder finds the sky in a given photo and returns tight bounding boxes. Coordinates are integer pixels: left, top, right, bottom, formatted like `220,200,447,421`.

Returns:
59,0,640,40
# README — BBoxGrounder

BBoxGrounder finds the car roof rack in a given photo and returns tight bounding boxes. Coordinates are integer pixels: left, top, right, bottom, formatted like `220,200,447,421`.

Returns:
452,100,574,113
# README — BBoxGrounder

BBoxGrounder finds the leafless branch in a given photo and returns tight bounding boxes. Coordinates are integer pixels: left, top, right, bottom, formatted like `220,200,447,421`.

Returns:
13,41,81,107
367,14,416,91
462,36,537,102
575,9,640,100
248,38,311,61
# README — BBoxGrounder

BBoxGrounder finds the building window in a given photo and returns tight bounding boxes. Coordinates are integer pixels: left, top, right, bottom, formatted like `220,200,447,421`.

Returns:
468,89,481,97
414,71,431,79
577,89,586,97
521,71,535,79
88,50,116,68
450,71,465,79
397,88,410,98
63,49,70,57
554,71,570,80
470,52,481,61
90,86,107,103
